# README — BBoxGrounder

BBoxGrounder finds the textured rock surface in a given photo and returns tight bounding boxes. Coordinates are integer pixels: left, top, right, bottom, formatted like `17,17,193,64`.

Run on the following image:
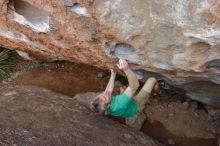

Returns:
143,100,220,146
144,101,218,139
0,85,162,146
0,0,220,104
75,92,220,146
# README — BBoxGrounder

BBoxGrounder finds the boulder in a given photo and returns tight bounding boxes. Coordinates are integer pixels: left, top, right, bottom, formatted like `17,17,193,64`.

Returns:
0,85,162,146
0,0,220,105
75,92,220,146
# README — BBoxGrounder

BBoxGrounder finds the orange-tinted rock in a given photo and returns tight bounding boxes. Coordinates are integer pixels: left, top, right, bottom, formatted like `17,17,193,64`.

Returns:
0,0,220,105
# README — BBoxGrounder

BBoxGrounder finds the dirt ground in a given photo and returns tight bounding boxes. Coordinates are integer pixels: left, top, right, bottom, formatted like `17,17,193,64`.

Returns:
1,57,220,146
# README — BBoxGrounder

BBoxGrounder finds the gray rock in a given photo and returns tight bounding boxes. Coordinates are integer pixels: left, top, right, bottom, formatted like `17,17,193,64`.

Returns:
182,101,189,109
0,85,163,146
183,81,220,108
168,139,175,145
97,72,105,78
1,0,220,106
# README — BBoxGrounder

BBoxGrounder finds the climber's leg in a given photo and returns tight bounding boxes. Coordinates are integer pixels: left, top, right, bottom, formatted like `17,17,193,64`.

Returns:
126,77,158,130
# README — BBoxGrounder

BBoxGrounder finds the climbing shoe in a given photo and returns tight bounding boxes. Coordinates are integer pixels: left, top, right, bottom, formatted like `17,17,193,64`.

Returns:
158,79,171,92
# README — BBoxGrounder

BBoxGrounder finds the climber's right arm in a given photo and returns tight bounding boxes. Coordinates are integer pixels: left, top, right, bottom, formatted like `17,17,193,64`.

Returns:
117,59,139,98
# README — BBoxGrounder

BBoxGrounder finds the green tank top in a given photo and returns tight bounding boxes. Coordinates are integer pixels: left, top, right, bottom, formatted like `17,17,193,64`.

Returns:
109,93,137,118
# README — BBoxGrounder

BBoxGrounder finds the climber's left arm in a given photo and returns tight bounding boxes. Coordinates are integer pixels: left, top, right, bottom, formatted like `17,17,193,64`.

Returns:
104,69,116,95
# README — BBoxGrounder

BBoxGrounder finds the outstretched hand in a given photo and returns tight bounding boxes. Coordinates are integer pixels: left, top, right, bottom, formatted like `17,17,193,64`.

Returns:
116,59,129,70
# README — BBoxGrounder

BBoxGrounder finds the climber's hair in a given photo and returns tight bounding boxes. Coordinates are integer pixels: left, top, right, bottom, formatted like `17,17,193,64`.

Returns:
91,98,108,115
91,98,100,113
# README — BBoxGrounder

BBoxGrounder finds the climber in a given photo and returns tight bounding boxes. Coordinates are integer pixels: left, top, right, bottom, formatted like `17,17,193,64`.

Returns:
91,59,159,129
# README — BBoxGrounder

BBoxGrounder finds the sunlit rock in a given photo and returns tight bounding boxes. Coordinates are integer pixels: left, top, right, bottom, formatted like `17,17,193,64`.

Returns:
0,0,220,105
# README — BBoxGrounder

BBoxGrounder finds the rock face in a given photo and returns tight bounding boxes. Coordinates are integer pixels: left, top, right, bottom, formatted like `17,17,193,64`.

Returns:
74,92,220,146
0,85,162,146
0,0,220,105
143,100,220,146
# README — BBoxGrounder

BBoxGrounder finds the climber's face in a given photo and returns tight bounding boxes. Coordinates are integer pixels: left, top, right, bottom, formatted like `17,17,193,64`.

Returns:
97,92,111,104
91,92,111,115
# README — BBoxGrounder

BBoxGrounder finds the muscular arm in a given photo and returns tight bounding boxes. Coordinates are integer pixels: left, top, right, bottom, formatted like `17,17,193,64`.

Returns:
123,67,139,98
117,59,139,98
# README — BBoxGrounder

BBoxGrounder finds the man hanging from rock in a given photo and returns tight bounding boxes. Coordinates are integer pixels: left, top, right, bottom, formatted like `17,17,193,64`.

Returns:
91,59,160,129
